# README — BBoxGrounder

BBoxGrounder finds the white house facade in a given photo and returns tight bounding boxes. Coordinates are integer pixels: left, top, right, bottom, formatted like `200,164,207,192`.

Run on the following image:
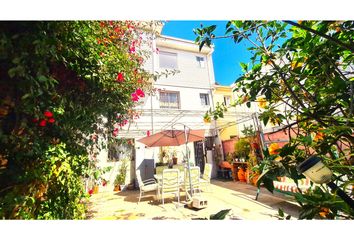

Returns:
96,31,221,187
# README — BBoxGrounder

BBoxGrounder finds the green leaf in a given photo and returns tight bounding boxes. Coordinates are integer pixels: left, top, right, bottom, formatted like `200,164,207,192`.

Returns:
262,176,274,193
240,62,248,72
199,40,205,52
21,93,31,100
252,63,262,72
263,116,270,126
210,209,231,220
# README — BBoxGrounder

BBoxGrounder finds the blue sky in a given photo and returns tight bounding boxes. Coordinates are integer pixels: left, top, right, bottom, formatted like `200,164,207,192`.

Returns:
162,20,254,86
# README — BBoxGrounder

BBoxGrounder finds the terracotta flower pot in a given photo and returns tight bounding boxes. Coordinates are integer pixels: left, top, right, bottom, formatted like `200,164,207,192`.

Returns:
93,185,99,194
237,168,246,182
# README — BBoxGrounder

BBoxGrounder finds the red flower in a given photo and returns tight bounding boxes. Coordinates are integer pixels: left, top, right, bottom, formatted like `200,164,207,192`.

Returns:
129,46,136,53
44,111,53,118
102,181,107,187
48,118,55,123
32,118,39,123
116,72,124,82
131,93,139,102
113,128,119,137
135,88,145,98
39,119,47,127
88,189,93,195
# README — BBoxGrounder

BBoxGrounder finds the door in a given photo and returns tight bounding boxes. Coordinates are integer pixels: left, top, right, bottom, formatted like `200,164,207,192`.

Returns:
194,140,205,174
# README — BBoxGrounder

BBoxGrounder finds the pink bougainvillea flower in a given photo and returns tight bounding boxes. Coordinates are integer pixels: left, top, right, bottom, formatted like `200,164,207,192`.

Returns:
39,119,47,127
122,119,128,126
129,46,136,53
116,72,124,82
48,118,55,123
135,88,145,98
131,93,139,102
113,128,119,137
44,111,53,118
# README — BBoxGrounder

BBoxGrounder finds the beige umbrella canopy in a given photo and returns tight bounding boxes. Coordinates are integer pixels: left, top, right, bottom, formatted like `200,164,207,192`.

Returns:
137,129,205,147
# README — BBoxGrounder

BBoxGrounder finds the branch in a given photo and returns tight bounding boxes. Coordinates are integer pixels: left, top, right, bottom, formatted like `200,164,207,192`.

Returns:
284,21,354,53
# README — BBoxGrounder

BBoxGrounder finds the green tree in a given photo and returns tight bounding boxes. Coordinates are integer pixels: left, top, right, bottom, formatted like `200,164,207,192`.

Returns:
195,21,354,219
0,21,156,219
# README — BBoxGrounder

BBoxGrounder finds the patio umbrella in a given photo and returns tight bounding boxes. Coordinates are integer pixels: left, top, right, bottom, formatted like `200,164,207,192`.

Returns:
137,127,205,201
137,129,205,147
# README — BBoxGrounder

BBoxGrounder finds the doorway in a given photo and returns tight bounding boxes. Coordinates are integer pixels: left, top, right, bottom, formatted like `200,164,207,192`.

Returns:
194,140,205,174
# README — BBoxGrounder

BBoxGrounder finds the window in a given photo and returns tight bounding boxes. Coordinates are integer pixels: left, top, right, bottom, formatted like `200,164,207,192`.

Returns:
159,51,177,69
159,91,180,109
223,96,231,106
196,56,205,68
108,139,134,162
200,93,210,106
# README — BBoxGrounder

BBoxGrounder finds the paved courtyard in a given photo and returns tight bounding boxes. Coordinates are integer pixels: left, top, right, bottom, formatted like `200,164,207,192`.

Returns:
86,180,301,220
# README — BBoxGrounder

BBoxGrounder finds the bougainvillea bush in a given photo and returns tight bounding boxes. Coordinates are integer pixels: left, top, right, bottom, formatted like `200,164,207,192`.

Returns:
196,21,354,219
0,21,155,219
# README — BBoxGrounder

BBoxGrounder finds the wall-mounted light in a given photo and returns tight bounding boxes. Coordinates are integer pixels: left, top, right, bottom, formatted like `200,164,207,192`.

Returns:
297,156,354,210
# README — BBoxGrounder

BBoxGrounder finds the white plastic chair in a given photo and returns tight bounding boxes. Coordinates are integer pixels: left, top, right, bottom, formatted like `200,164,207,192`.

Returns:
183,166,202,201
159,169,180,206
136,170,158,204
200,163,212,192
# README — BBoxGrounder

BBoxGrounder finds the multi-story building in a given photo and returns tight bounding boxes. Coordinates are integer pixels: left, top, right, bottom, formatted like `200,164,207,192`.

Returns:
96,28,221,186
212,83,238,141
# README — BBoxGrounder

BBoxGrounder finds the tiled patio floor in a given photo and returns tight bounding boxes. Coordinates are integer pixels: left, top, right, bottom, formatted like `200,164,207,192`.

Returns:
86,180,301,220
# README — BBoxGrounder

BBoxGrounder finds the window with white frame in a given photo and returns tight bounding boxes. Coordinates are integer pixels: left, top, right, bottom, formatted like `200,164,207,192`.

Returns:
159,51,178,69
223,95,231,106
196,56,205,68
200,93,210,106
159,91,180,109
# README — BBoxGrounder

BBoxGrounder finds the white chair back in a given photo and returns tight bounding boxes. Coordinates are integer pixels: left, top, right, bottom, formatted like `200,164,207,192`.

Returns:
202,163,212,181
162,169,180,193
184,166,200,190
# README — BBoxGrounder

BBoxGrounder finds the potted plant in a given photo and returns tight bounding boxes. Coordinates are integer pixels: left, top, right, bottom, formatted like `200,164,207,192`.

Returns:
92,166,113,194
171,149,178,165
114,159,128,191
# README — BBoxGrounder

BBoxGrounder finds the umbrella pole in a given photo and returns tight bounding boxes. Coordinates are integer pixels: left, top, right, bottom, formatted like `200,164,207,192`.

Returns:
184,125,193,201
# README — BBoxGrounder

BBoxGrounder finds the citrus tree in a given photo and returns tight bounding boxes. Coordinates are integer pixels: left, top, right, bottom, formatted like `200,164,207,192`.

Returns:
0,21,156,219
195,21,354,219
